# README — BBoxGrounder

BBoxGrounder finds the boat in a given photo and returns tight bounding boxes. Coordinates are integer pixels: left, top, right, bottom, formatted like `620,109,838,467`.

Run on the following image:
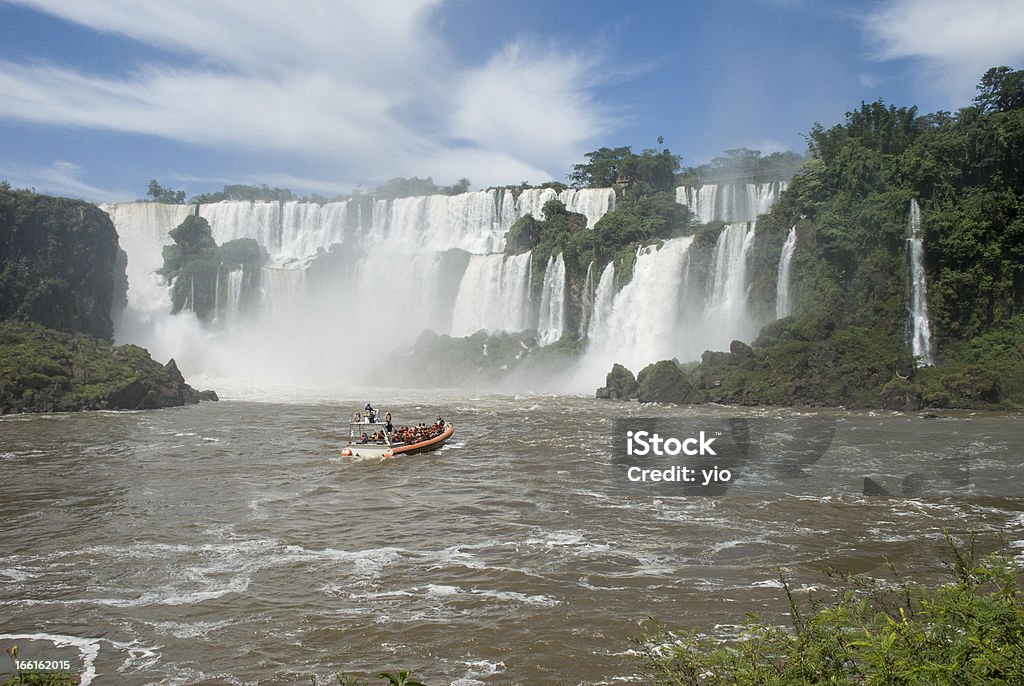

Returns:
340,406,454,459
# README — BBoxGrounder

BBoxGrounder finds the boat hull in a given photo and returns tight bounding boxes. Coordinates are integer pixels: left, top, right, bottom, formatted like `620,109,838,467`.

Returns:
390,423,455,457
341,423,454,459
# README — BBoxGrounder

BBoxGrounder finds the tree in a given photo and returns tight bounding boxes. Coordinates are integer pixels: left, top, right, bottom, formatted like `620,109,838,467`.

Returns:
568,146,633,188
146,179,186,204
441,177,471,195
973,66,1024,113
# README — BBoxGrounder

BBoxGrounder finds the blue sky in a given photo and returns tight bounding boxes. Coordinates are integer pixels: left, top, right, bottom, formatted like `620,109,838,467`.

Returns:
1,0,1022,202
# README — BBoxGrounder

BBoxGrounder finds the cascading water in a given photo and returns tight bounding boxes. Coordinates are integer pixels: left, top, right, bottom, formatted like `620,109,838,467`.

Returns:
100,202,194,314
907,199,935,366
705,221,757,339
514,187,616,228
586,238,695,372
776,226,797,319
586,263,616,341
675,181,787,224
578,261,595,338
103,180,788,388
536,254,567,346
450,252,533,336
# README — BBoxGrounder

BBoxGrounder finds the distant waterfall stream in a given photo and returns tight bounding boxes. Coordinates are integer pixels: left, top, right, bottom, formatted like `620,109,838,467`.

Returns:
907,199,935,366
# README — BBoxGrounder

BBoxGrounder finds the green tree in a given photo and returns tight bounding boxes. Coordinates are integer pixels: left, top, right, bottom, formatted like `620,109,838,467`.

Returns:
146,179,186,204
973,65,1024,113
568,146,633,187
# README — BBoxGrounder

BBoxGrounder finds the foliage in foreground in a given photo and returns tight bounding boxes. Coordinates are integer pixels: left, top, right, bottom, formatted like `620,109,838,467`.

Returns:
637,534,1024,685
0,673,77,686
312,669,425,686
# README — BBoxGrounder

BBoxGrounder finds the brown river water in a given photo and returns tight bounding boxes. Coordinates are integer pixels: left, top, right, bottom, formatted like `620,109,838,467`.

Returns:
1,393,1022,684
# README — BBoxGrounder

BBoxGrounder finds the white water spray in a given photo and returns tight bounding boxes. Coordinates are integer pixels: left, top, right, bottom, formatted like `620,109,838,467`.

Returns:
776,226,797,318
907,200,935,366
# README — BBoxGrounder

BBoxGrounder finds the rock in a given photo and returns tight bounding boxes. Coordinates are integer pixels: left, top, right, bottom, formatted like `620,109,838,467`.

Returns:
601,363,639,400
198,389,220,401
700,350,731,366
104,379,149,410
729,340,752,360
637,360,703,404
879,379,923,411
595,386,611,399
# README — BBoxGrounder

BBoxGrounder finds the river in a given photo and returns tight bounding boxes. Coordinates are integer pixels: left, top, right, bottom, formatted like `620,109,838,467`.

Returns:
1,393,1022,684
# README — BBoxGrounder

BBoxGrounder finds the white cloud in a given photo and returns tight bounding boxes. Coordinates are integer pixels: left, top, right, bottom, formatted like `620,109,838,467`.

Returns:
861,0,1024,103
450,40,615,179
0,160,129,201
0,1,615,192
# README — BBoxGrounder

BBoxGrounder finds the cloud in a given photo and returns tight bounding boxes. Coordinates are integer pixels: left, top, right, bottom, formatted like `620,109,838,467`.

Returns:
861,0,1024,103
450,39,615,179
0,160,128,201
0,1,616,190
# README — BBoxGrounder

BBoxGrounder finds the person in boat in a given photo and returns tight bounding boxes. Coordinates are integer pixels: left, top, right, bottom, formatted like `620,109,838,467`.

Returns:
359,432,369,444
364,403,378,422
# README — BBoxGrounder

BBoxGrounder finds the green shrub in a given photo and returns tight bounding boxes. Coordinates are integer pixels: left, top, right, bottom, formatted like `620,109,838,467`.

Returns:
636,534,1024,685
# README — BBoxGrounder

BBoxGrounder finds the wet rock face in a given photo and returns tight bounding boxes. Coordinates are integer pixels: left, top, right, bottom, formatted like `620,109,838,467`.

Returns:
636,360,703,405
597,363,639,400
0,187,124,341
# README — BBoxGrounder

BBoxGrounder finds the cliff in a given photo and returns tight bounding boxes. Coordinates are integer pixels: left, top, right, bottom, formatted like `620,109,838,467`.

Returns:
0,185,125,340
0,187,216,412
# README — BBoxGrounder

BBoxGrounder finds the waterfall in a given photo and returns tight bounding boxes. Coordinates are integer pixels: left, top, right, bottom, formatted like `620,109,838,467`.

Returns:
587,262,616,341
514,187,616,228
261,267,306,316
776,226,797,318
450,252,533,336
707,222,756,319
102,178,786,387
675,182,787,224
225,268,245,321
702,222,757,346
578,261,595,337
100,202,193,314
200,201,282,256
537,254,567,346
587,237,694,371
907,199,935,366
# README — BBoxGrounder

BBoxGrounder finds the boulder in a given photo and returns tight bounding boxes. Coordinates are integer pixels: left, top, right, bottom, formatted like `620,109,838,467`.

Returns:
599,363,639,400
199,389,220,401
637,360,703,404
879,379,923,411
729,340,753,360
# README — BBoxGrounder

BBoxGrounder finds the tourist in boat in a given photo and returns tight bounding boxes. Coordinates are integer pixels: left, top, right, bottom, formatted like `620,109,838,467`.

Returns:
359,432,369,444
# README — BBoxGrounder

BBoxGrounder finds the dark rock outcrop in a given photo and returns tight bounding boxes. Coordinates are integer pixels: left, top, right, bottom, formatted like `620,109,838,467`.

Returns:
879,379,923,411
0,321,212,413
0,187,124,341
636,360,703,404
597,363,639,400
